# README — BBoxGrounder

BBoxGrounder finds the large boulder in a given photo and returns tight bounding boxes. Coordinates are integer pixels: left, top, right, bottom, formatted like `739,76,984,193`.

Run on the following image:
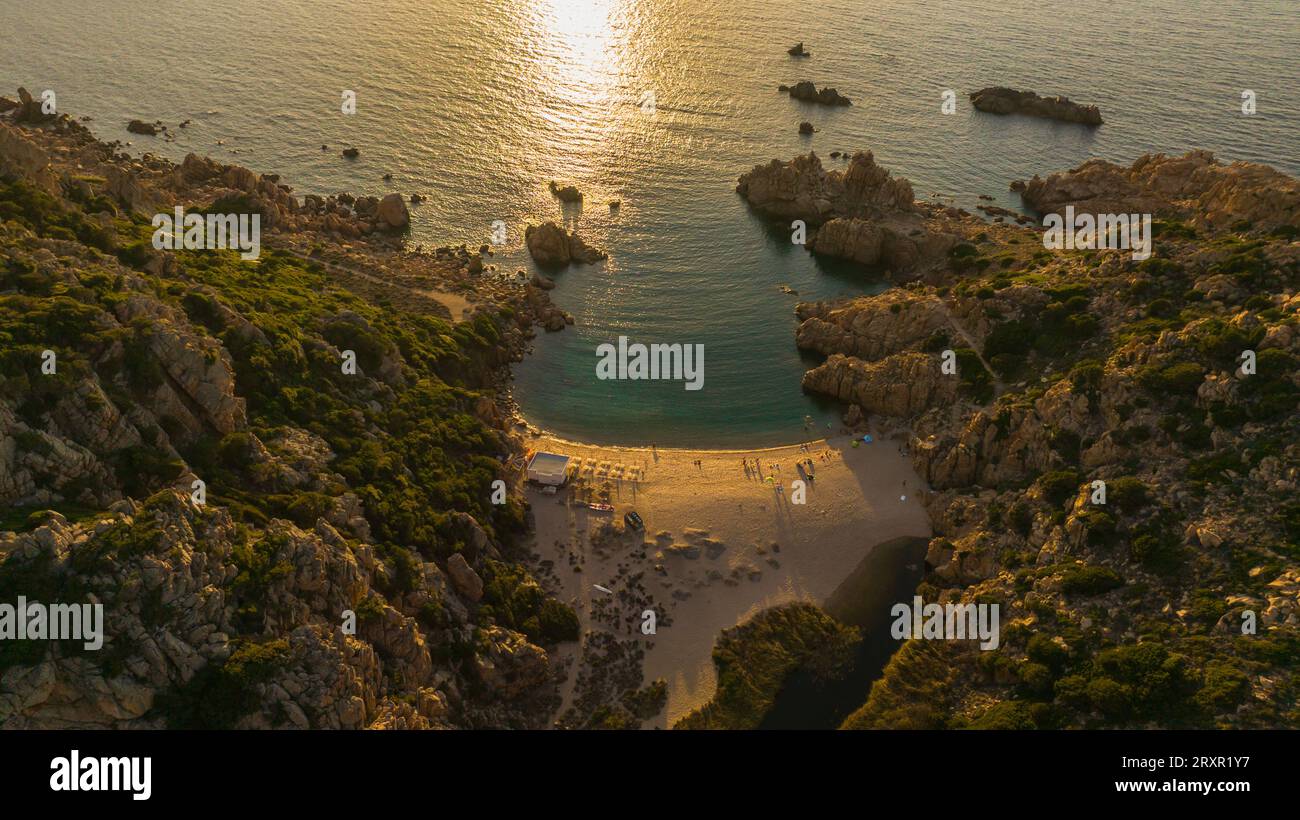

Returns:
0,122,59,194
446,552,484,602
376,193,410,230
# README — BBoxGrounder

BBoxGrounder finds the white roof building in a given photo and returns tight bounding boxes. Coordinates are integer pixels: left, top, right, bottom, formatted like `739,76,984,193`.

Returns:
526,451,571,486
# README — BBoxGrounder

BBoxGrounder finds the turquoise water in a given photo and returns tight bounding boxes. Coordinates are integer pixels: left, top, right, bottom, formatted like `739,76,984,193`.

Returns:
5,0,1297,446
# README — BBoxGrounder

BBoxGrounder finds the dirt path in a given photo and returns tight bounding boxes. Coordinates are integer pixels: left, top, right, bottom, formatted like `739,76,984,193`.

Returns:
937,300,1004,395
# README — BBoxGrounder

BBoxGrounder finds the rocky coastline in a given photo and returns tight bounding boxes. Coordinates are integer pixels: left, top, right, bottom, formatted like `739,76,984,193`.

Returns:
0,91,581,728
765,146,1299,728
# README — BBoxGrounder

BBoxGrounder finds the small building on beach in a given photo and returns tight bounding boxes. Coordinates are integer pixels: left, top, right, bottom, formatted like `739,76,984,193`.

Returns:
526,451,571,486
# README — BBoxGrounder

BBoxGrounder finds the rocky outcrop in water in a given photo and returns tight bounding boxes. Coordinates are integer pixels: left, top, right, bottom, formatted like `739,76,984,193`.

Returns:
127,119,163,135
524,221,607,267
781,81,851,106
737,151,962,277
969,87,1102,125
376,192,410,230
10,88,54,124
736,151,915,224
808,217,957,274
548,181,583,202
795,292,950,360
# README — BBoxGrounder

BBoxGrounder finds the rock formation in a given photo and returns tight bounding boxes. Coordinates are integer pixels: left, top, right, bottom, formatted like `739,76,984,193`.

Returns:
1015,150,1300,234
524,221,607,267
784,150,1300,730
736,150,915,224
127,119,162,135
969,87,1103,125
376,192,410,230
781,81,851,106
737,151,959,276
802,351,959,417
548,181,583,202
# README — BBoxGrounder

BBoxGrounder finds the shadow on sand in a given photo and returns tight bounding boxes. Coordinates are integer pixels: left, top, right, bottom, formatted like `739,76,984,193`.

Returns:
757,534,929,729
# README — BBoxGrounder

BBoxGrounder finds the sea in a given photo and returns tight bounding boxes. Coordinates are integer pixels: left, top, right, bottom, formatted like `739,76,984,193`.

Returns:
4,0,1297,447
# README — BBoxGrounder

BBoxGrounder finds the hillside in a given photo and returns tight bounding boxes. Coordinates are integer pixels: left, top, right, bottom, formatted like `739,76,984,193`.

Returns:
729,149,1300,729
0,92,577,728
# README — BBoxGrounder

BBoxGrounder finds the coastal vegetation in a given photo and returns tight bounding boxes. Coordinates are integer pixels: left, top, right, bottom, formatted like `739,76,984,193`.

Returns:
739,146,1299,730
674,603,859,729
0,107,573,728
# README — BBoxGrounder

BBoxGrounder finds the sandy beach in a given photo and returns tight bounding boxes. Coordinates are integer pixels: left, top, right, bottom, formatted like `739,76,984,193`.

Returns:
523,424,932,728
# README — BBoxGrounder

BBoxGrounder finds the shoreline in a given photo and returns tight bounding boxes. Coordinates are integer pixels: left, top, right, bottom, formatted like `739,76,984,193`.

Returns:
520,417,933,727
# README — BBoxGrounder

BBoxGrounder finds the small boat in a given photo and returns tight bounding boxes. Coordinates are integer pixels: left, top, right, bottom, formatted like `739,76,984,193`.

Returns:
588,502,614,512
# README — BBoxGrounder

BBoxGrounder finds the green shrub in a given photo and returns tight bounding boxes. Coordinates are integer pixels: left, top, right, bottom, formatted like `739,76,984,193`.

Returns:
1059,565,1123,596
1107,476,1149,512
1037,470,1080,507
155,639,289,728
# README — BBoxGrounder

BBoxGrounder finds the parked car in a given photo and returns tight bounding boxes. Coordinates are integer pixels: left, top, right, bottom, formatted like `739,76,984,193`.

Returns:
624,510,644,531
